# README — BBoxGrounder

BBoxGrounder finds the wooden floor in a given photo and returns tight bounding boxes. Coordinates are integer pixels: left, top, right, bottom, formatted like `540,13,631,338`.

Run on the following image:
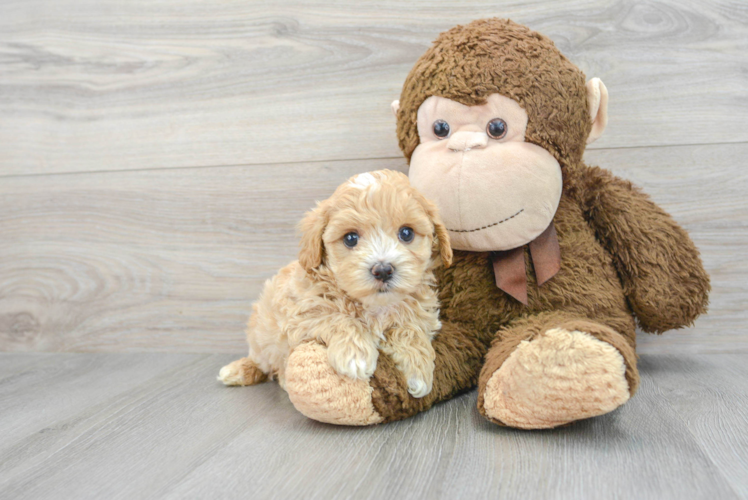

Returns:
0,352,746,499
2,0,748,498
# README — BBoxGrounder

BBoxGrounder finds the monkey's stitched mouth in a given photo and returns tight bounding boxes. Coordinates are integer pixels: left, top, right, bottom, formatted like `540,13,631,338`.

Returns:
447,209,524,233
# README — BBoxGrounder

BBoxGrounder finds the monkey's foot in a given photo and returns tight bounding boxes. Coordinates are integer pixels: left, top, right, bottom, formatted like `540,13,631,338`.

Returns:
479,328,631,429
285,343,384,426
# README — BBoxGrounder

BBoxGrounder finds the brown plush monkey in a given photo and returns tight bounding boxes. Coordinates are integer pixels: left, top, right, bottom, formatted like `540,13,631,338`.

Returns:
283,18,710,429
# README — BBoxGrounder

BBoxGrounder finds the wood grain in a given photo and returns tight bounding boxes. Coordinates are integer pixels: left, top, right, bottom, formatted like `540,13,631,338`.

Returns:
644,355,748,498
0,352,744,499
0,352,203,481
1,0,746,175
1,144,745,353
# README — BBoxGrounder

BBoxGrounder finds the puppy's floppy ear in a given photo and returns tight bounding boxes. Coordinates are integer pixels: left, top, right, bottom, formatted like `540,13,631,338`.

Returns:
413,190,453,268
298,200,330,272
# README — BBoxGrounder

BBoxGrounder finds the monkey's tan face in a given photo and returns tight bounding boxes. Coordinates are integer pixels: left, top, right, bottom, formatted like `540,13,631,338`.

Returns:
409,94,562,251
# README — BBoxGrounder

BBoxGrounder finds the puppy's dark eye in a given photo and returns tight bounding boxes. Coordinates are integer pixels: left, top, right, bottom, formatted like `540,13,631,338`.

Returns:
487,118,507,139
398,227,415,243
433,120,450,138
343,232,359,248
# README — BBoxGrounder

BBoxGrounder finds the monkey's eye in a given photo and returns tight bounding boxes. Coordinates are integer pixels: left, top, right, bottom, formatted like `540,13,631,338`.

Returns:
398,226,415,243
433,120,450,138
343,232,359,248
487,118,507,139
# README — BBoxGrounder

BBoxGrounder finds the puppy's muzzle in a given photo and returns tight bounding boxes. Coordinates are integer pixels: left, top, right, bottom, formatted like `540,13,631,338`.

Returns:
371,262,395,283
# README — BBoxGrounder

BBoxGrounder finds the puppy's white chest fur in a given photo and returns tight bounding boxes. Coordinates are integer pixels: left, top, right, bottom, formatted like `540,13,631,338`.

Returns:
361,294,442,345
362,303,407,342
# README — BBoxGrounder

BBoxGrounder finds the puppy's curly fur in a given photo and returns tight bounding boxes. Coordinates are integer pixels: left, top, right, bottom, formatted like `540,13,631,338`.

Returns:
219,170,452,398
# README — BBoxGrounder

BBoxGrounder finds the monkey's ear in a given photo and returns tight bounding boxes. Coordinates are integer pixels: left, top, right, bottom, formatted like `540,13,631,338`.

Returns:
586,78,609,144
298,201,330,272
391,100,400,117
413,190,453,268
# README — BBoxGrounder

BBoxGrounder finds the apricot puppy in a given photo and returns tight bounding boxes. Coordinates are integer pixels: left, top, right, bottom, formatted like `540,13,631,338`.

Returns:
218,170,452,398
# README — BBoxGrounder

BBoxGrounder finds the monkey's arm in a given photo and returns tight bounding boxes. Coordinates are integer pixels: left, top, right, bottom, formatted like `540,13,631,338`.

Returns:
576,164,710,333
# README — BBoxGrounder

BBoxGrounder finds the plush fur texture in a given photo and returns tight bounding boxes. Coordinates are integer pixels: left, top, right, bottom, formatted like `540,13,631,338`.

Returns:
396,19,592,168
283,18,710,428
219,170,452,399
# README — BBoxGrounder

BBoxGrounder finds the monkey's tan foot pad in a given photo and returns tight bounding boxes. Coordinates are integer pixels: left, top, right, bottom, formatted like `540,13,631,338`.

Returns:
218,357,268,386
285,343,384,426
482,328,630,429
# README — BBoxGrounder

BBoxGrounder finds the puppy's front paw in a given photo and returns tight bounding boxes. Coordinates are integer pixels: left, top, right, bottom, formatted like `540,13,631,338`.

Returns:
328,343,379,381
385,332,435,398
403,358,434,398
407,376,431,398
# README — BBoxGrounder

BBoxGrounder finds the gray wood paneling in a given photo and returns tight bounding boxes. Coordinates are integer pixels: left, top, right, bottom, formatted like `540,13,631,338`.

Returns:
1,144,745,353
1,0,746,175
0,352,745,499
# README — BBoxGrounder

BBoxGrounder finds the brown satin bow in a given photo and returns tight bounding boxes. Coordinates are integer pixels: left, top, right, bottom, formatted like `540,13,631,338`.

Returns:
490,223,561,305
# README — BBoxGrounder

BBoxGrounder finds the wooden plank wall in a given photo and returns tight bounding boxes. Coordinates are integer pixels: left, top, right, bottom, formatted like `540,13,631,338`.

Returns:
1,0,746,353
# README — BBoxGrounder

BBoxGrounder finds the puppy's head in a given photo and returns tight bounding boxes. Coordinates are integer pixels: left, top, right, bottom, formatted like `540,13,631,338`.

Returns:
298,169,452,305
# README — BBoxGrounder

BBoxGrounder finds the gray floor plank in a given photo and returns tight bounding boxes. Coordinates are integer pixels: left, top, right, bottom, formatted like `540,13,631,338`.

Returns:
1,353,744,500
1,0,746,175
0,354,279,499
1,144,745,354
0,353,56,377
0,353,201,448
645,355,748,498
0,353,204,482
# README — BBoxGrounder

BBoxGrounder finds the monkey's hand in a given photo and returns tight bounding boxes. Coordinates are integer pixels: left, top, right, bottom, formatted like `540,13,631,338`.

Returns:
578,164,710,333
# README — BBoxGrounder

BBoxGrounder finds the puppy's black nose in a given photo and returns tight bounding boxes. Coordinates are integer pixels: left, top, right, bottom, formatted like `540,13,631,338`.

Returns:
371,262,394,282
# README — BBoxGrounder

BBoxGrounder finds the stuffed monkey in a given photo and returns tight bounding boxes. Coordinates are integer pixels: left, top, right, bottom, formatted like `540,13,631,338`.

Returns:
283,18,710,429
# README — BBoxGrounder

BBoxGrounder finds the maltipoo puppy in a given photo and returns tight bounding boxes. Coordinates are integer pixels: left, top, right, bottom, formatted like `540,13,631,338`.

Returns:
218,169,452,398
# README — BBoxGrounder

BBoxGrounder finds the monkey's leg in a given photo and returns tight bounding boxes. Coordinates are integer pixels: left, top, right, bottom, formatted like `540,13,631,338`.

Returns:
477,311,639,429
218,357,268,386
285,320,488,425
